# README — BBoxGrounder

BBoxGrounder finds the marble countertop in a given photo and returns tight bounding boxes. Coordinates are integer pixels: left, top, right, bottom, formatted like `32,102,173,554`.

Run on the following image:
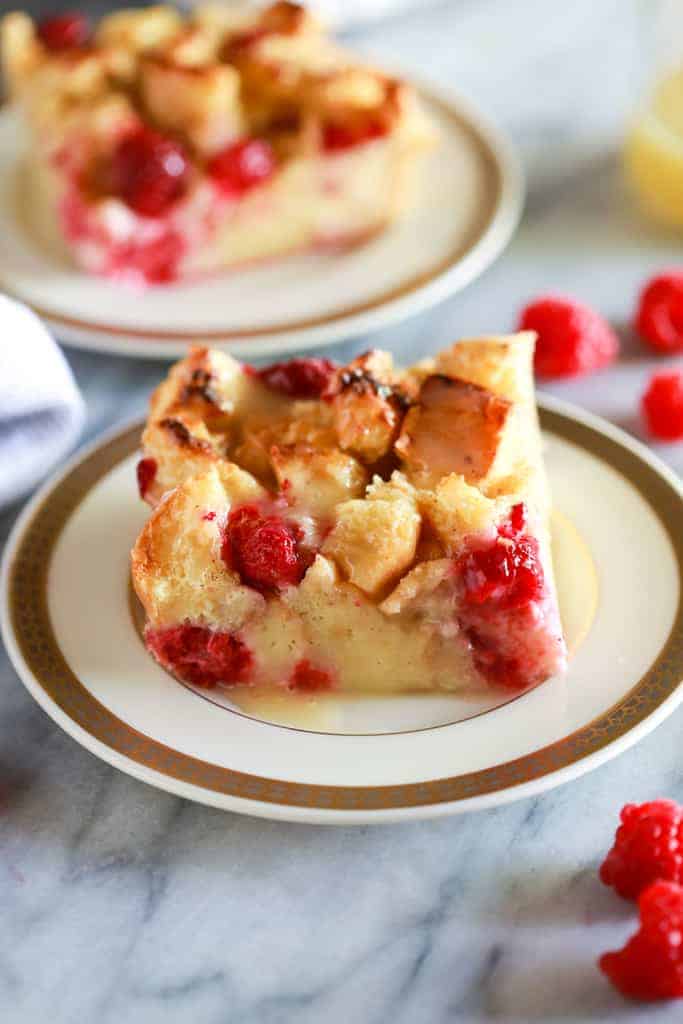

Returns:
2,2,683,1021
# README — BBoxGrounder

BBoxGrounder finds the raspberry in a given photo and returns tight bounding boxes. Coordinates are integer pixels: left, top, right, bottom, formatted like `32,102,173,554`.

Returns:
517,295,619,378
136,457,157,500
37,12,89,50
288,659,334,693
256,357,337,398
600,800,683,901
642,372,683,441
458,529,544,610
146,625,253,688
635,271,683,354
599,881,683,1000
223,504,304,591
323,119,389,152
207,139,275,197
107,127,189,217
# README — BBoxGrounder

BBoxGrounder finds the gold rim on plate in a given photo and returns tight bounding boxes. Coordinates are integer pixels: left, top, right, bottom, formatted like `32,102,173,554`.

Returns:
4,407,683,811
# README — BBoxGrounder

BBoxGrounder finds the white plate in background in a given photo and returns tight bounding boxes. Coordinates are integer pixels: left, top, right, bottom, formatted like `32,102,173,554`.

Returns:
0,84,522,359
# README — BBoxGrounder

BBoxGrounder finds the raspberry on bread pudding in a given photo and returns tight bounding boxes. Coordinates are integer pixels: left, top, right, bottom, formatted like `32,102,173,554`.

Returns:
131,335,568,695
1,3,436,285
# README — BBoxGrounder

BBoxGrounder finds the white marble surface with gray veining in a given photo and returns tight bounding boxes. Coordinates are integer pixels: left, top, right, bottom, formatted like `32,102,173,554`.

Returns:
1,2,683,1021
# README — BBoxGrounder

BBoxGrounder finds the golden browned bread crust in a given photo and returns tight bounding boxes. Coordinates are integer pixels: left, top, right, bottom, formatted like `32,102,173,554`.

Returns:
134,333,546,613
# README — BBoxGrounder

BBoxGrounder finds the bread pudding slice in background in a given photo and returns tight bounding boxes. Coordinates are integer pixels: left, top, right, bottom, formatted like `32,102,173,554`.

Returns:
1,2,436,285
131,335,567,695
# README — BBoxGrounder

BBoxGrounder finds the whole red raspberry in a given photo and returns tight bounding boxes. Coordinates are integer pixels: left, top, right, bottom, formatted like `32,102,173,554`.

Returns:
146,625,253,688
207,138,275,197
223,504,304,591
37,12,89,50
517,296,619,378
600,800,683,901
256,357,337,398
635,271,683,354
599,880,683,1000
641,372,683,441
107,127,189,218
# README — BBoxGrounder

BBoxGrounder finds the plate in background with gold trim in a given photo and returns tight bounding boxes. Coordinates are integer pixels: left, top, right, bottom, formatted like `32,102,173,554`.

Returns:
1,395,682,824
0,82,522,359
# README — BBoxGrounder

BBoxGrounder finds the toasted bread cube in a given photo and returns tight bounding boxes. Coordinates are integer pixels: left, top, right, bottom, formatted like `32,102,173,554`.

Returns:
141,350,268,509
38,51,109,104
330,351,407,464
419,473,499,553
140,57,244,155
395,375,511,487
142,410,266,505
234,404,339,490
270,444,367,519
131,468,263,630
161,26,218,67
95,6,182,53
97,10,187,84
141,416,216,499
150,347,251,423
278,401,338,444
434,334,535,403
322,474,420,596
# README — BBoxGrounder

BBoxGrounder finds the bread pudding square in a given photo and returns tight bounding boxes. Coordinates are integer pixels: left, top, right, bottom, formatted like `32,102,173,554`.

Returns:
131,334,567,695
1,2,436,285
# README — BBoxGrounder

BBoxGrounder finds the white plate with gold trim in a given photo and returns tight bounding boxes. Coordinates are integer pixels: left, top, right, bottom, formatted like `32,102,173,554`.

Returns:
0,83,522,360
2,396,682,824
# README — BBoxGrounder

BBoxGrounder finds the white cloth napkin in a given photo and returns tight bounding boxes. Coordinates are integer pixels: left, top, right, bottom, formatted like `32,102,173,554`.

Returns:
0,295,85,510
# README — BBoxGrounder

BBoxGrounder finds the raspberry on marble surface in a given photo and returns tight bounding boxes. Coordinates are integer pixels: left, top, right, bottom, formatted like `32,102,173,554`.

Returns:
600,880,683,1000
600,800,683,901
518,295,619,378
